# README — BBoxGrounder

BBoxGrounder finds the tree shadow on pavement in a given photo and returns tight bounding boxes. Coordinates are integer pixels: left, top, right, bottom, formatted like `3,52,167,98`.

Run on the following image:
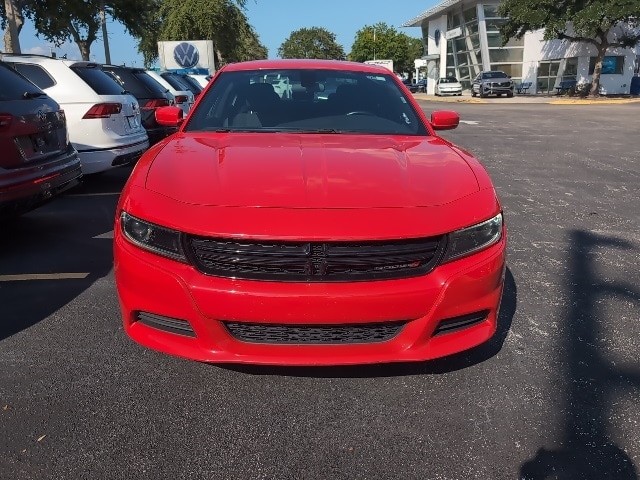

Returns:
519,230,640,479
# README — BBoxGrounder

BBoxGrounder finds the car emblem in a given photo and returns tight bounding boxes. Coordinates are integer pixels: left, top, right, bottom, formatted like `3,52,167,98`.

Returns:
37,110,47,123
173,42,200,69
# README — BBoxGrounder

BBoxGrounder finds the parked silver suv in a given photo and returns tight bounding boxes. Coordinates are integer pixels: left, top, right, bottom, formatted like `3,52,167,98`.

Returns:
471,71,514,98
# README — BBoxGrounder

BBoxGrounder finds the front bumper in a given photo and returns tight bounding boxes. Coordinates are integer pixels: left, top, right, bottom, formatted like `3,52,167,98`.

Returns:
114,226,506,365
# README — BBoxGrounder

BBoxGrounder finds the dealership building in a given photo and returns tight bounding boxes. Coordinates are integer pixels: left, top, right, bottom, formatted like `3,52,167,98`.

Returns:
403,0,640,95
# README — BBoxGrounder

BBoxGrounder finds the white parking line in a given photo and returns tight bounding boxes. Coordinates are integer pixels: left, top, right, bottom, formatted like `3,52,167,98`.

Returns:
460,120,480,125
0,273,89,282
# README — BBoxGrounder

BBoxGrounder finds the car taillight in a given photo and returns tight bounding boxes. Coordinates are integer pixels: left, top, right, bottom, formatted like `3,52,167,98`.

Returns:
83,103,122,119
142,99,170,110
0,113,12,130
174,95,188,104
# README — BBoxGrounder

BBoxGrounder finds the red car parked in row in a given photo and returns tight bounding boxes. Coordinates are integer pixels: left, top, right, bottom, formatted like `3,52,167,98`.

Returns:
114,59,506,365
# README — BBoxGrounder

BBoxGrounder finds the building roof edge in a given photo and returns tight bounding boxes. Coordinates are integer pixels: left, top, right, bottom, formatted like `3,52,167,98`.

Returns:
401,0,465,27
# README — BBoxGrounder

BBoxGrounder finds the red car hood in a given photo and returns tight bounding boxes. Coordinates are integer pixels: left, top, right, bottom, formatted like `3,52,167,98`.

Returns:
145,133,479,208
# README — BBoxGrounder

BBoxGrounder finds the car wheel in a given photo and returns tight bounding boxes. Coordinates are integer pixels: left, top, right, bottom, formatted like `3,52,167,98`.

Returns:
471,90,476,97
507,91,514,98
479,91,487,98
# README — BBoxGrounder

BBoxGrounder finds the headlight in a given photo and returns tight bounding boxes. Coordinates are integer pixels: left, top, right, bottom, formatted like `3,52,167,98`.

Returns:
120,211,188,262
442,213,503,263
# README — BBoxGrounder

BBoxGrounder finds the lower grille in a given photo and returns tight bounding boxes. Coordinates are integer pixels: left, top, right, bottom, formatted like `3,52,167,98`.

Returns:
135,311,196,337
432,310,489,336
224,321,406,344
187,236,445,282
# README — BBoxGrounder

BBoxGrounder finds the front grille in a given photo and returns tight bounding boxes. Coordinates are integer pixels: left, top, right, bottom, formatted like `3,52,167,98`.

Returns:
135,311,196,337
224,321,406,344
432,310,489,336
187,236,445,282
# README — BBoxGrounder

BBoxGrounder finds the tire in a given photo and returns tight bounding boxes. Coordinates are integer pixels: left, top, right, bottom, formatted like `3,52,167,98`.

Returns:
507,91,514,98
479,91,487,98
471,90,476,97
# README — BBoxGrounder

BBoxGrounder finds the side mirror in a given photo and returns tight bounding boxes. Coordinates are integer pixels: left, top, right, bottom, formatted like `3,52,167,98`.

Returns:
430,110,459,130
155,106,184,127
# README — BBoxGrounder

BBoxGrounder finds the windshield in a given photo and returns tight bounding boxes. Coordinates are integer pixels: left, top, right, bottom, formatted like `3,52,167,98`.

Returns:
439,78,459,83
483,71,509,79
185,68,429,136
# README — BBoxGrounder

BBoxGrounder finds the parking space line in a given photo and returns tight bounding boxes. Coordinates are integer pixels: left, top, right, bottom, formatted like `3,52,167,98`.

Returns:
0,273,90,281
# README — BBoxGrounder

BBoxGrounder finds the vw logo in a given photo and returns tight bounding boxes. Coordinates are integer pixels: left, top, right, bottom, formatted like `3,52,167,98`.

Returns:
37,110,47,123
173,42,199,68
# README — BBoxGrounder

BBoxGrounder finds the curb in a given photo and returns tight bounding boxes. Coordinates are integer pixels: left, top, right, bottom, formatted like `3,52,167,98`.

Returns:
413,93,640,105
550,98,640,105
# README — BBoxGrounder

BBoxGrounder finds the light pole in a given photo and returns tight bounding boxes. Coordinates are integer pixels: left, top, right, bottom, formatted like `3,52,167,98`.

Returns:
100,0,111,64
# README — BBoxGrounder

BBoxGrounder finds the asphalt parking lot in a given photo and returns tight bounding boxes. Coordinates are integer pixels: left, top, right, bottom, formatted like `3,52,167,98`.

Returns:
1,101,639,480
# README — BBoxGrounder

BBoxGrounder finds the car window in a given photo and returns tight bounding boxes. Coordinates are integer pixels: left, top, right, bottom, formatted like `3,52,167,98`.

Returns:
103,68,168,98
160,73,197,93
185,68,429,136
71,66,125,95
9,63,56,89
0,63,46,101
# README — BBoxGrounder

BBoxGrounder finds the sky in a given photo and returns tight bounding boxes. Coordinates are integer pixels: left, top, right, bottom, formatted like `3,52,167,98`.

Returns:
4,0,435,66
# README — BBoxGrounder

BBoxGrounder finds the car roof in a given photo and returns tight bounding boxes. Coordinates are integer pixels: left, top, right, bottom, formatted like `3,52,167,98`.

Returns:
221,59,392,74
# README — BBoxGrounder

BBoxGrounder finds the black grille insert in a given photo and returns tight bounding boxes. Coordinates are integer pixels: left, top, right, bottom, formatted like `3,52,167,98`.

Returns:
135,311,196,337
187,236,445,282
432,310,489,336
224,321,406,344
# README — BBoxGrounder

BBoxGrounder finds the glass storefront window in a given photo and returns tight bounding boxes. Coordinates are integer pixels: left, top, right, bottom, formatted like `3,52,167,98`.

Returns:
483,4,500,18
589,56,625,74
487,32,523,47
448,11,462,29
463,6,478,22
490,63,522,78
489,48,524,63
485,18,506,32
465,22,479,35
454,38,467,51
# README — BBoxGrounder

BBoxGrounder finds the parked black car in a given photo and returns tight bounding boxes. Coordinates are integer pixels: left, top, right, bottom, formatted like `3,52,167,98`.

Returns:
160,72,203,99
401,78,420,93
101,65,176,145
0,62,82,219
471,70,514,98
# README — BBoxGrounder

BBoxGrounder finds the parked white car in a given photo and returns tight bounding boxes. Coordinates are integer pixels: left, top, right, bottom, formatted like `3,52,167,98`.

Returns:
146,70,194,116
187,74,211,88
435,77,463,96
2,55,149,174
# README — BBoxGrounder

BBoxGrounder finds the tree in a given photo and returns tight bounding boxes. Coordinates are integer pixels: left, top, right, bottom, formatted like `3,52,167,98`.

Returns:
498,0,640,96
136,0,266,68
277,27,345,60
2,0,32,53
349,22,422,76
1,0,157,60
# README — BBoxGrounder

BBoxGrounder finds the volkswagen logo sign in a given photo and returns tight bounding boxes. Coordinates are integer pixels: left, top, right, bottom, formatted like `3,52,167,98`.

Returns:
173,42,199,69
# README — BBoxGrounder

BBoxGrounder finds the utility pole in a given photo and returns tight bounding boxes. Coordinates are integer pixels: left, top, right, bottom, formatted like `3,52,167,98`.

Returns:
100,0,111,64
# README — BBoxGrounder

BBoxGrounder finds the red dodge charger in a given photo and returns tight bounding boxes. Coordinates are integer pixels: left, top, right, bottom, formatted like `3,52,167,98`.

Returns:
113,59,506,365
